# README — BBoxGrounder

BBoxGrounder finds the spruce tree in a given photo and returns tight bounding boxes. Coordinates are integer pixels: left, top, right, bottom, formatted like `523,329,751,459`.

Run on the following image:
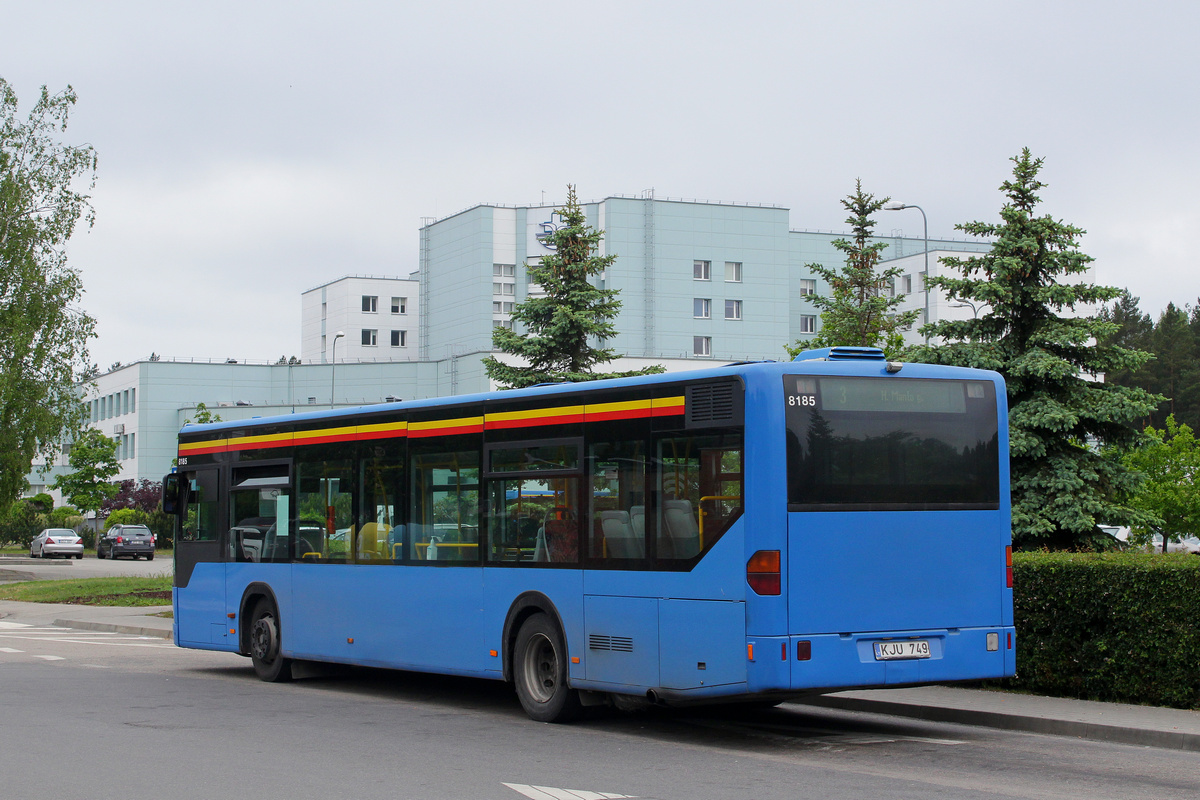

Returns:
483,186,664,389
786,180,919,359
908,149,1160,549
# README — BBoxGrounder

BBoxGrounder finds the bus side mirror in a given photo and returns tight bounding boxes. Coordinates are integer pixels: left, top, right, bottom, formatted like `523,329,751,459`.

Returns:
162,473,181,515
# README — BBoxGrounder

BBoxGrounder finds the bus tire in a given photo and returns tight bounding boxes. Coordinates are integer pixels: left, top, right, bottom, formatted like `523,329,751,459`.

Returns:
249,598,292,682
513,613,581,723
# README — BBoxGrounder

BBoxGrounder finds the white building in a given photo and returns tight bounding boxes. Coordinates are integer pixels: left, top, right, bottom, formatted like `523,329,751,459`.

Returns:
301,275,420,363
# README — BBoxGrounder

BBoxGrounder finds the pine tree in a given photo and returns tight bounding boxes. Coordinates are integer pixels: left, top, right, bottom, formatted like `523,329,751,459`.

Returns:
483,185,664,389
786,180,919,359
1147,303,1199,430
908,149,1161,549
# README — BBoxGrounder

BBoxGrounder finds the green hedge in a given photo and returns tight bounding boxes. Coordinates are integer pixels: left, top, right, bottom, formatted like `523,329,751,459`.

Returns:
1009,552,1200,709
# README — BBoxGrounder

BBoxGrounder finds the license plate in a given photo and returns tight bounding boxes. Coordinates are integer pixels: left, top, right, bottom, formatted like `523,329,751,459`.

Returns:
873,640,931,660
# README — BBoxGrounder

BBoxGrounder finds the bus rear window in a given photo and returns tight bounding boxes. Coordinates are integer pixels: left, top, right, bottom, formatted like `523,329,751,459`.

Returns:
784,376,1000,511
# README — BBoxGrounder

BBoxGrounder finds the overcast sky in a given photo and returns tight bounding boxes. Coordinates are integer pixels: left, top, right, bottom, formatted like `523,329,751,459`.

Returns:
4,1,1197,369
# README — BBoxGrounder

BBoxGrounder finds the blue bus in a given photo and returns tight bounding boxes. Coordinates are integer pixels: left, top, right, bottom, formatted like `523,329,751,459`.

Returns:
164,347,1015,722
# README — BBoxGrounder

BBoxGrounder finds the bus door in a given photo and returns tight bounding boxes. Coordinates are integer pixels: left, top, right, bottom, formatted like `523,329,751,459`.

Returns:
174,467,229,646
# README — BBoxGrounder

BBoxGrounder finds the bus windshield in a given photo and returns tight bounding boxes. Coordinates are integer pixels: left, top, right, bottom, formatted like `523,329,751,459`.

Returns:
784,375,1000,511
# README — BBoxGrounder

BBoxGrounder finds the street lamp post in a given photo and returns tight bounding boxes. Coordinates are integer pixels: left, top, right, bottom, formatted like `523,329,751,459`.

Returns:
883,201,929,343
330,331,345,409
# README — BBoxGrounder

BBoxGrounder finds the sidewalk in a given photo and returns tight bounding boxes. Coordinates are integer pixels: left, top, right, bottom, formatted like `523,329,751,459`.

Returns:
799,685,1200,752
0,599,173,639
4,598,1198,752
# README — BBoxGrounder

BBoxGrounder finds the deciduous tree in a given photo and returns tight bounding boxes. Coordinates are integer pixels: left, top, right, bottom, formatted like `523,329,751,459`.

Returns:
52,427,119,516
908,149,1160,549
1122,416,1200,552
0,78,98,504
483,185,664,389
786,180,919,359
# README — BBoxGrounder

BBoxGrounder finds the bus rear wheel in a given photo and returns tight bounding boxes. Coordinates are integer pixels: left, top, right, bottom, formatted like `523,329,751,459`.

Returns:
513,613,581,723
249,599,292,682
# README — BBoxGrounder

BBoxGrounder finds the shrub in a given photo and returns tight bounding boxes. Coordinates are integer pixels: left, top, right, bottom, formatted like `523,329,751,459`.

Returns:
2,501,47,548
103,508,149,530
1008,552,1200,708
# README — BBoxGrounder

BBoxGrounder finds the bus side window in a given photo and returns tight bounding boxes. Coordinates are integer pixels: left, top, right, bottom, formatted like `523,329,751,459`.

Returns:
656,433,742,560
589,440,646,561
409,448,480,562
360,447,404,563
181,470,219,542
295,455,355,563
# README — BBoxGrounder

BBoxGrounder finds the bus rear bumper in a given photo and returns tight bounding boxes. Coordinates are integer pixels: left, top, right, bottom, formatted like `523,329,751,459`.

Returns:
747,626,1016,693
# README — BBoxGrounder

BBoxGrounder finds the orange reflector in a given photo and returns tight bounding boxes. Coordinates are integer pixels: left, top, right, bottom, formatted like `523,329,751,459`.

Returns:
747,550,781,573
347,638,354,644
747,643,755,661
227,612,236,619
1005,546,1013,588
571,656,580,664
229,628,235,635
489,649,498,657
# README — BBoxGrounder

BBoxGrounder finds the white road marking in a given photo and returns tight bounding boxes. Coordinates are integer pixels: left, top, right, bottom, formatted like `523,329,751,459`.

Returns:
0,634,172,648
33,655,65,661
0,646,23,653
503,785,638,800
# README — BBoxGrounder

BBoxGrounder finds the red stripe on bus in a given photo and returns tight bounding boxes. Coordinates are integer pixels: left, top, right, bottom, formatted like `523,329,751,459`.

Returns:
485,413,586,430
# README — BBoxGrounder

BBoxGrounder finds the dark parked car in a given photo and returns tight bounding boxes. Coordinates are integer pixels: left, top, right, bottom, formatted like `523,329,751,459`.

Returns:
97,524,156,560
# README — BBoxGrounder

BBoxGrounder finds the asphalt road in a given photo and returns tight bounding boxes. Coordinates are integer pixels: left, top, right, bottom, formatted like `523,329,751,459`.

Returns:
1,612,1196,800
0,551,170,584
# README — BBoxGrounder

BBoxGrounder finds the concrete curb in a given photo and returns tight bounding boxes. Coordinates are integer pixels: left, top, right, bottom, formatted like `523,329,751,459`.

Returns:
52,618,173,640
800,694,1200,752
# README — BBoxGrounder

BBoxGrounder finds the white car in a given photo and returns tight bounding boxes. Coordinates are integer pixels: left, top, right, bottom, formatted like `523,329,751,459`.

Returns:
30,528,84,559
1146,533,1200,554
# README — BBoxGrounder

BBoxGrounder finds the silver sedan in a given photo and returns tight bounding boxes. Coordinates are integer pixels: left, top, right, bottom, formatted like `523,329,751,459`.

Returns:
30,528,85,559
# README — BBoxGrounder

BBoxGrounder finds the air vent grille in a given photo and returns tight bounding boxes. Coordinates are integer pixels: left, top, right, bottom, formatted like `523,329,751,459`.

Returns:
685,382,742,427
589,634,634,652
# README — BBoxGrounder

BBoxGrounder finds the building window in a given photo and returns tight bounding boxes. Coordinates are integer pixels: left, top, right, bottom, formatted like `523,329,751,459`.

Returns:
694,336,711,356
693,260,711,281
493,301,502,313
693,298,711,319
362,329,378,346
494,281,515,296
725,300,742,320
493,264,515,277
391,296,407,314
902,275,913,295
503,284,514,295
725,261,742,282
799,315,816,334
799,279,816,297
494,319,513,330
502,302,513,313
390,330,407,347
362,295,378,313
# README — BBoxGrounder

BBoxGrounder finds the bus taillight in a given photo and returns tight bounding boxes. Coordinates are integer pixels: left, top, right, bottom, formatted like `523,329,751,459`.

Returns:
1005,545,1013,588
747,550,781,595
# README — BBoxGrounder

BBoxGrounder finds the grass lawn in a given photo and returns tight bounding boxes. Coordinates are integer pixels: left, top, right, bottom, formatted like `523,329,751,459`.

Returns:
0,575,172,606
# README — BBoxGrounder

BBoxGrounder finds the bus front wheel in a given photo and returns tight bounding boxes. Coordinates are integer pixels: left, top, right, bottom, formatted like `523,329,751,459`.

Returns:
513,613,581,723
249,598,292,682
